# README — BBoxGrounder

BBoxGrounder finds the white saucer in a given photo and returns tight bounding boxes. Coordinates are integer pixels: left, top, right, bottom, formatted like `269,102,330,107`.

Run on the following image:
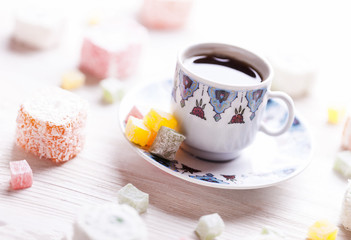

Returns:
119,79,313,189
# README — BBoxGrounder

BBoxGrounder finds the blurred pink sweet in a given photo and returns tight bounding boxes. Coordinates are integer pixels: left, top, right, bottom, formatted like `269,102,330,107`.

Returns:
139,0,194,30
79,19,148,80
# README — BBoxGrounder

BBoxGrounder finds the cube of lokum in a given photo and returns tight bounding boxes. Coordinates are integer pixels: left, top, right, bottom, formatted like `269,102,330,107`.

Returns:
61,70,86,90
125,106,144,124
195,213,225,240
72,203,147,240
334,151,351,177
13,7,65,49
328,106,345,124
143,108,177,132
79,19,148,80
10,160,33,190
342,117,351,150
16,87,89,163
139,0,193,29
100,78,125,103
307,220,338,240
149,126,185,160
117,183,149,214
125,116,152,147
341,180,351,231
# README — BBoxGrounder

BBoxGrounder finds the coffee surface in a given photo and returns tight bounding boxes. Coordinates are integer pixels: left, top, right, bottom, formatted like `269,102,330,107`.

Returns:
183,54,262,86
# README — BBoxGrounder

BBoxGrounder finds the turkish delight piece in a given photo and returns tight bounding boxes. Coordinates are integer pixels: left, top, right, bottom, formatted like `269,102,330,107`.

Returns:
139,0,194,30
125,116,152,147
341,180,351,231
342,117,351,150
100,78,125,103
12,7,65,49
143,108,177,132
9,160,33,190
334,151,351,177
16,87,89,163
195,213,225,240
328,106,345,124
307,220,338,240
149,126,185,160
61,70,86,90
125,106,144,124
258,226,287,239
79,19,148,79
117,183,149,214
72,203,147,240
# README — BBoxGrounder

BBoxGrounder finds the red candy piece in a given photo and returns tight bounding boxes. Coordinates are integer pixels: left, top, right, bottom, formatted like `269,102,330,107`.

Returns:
10,160,33,190
125,106,144,123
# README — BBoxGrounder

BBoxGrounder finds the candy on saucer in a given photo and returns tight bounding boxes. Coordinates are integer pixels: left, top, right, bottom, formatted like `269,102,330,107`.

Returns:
269,52,317,98
307,220,338,240
125,116,153,147
9,160,33,190
342,116,351,150
61,70,86,90
143,108,177,132
100,78,125,103
79,19,148,79
72,203,147,240
195,213,225,240
12,7,65,49
149,126,185,161
341,180,351,231
16,87,89,163
125,106,143,124
117,183,149,214
139,0,194,30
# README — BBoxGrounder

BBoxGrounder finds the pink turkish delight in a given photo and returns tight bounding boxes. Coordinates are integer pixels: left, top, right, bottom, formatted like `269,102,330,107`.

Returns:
10,160,33,190
79,19,148,80
139,0,193,30
125,106,144,123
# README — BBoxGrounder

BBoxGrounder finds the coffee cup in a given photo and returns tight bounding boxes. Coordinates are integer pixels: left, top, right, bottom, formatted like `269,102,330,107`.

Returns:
171,43,295,161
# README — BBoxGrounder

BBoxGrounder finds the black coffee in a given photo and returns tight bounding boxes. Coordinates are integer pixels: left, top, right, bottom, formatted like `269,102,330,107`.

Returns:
183,54,262,85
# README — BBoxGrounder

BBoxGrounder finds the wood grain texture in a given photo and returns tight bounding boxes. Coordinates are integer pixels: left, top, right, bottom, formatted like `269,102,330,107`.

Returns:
1,0,351,239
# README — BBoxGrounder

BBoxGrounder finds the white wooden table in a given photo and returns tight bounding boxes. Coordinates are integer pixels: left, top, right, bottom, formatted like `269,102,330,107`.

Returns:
1,0,351,239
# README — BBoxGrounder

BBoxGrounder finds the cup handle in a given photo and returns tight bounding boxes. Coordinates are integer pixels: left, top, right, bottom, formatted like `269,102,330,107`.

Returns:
259,91,295,136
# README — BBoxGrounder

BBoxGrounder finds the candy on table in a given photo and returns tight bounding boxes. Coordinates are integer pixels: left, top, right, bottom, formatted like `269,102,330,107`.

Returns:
61,70,86,90
139,0,194,30
333,151,351,177
195,213,225,240
125,116,153,147
12,7,65,49
9,160,33,190
149,126,185,161
143,108,177,132
125,106,144,124
117,183,149,214
307,220,338,240
100,78,125,103
79,19,148,80
16,87,89,163
269,52,317,98
327,106,346,124
341,116,351,150
341,180,351,231
72,203,147,240
258,226,287,239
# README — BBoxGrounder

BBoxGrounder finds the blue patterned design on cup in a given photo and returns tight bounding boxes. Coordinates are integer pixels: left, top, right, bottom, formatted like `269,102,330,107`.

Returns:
246,88,267,120
178,70,199,108
207,87,238,122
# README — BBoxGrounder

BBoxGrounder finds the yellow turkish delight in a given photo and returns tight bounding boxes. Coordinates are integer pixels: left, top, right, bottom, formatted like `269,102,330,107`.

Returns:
143,108,177,132
328,106,345,124
61,70,86,90
125,116,152,147
307,220,338,240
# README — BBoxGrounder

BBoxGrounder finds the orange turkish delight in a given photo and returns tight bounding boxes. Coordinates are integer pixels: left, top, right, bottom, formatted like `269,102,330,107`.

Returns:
143,108,177,132
16,87,89,163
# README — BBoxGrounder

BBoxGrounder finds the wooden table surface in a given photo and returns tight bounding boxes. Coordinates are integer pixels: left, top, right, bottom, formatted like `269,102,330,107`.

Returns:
1,0,351,239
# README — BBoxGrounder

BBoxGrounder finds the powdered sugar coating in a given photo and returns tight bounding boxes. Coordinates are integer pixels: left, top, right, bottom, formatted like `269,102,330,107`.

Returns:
16,87,89,163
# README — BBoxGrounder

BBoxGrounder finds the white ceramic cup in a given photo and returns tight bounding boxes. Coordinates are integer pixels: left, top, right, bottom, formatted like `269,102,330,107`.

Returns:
171,43,295,161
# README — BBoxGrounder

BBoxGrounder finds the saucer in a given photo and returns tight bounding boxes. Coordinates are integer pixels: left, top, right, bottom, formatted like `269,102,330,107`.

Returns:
119,79,313,189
